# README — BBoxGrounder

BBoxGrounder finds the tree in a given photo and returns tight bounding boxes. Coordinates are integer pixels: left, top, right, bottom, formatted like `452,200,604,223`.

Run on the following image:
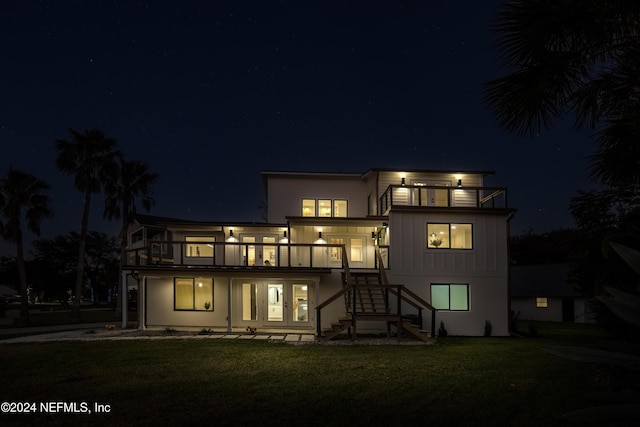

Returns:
0,168,52,325
484,0,640,186
103,158,157,317
56,128,120,320
31,231,119,304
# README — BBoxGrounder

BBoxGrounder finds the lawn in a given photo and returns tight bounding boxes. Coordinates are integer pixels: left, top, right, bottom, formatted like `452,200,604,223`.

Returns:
0,323,606,426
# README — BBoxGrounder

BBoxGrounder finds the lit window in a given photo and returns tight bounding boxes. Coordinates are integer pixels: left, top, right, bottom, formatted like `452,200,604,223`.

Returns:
185,236,215,257
350,238,363,262
329,238,344,261
302,199,316,217
536,297,548,308
301,199,348,217
334,200,347,217
427,223,472,249
431,284,469,311
318,199,332,217
174,278,213,311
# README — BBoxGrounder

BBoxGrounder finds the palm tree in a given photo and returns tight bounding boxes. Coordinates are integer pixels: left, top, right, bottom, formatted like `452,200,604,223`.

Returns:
484,0,640,186
0,168,52,325
104,158,158,319
56,128,120,320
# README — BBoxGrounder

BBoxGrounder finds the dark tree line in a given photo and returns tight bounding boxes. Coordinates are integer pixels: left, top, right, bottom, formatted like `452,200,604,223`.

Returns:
0,128,157,325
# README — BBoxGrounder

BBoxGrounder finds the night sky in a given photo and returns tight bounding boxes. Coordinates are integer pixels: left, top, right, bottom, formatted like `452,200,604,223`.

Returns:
1,1,597,257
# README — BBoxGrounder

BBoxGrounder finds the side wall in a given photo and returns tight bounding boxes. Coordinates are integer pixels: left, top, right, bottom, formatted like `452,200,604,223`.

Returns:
387,209,511,336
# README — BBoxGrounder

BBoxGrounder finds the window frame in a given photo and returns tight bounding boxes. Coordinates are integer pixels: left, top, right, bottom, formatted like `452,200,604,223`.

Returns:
427,223,473,249
430,283,469,311
301,198,348,218
174,277,213,311
536,297,548,308
185,236,215,258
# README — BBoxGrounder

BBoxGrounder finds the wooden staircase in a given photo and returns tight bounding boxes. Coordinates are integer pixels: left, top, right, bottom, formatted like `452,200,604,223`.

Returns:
347,272,388,314
388,319,435,343
316,247,437,343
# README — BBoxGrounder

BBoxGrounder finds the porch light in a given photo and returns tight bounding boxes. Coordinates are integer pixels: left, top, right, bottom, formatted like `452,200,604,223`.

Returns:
457,179,462,188
229,230,234,237
401,177,406,186
318,231,322,239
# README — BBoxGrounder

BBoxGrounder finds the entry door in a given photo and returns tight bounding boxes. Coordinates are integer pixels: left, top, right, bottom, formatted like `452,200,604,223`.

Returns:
242,235,278,266
239,283,312,327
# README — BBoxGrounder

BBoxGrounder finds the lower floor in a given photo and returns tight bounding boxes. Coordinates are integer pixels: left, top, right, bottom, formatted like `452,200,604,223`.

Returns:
123,269,511,336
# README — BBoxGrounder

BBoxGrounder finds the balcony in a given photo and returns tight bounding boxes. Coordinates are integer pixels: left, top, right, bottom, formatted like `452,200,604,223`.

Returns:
379,184,508,215
124,241,389,270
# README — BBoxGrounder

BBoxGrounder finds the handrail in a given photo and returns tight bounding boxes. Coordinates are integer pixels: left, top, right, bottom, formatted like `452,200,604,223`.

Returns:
387,285,435,312
479,189,505,204
379,184,508,214
375,248,389,285
316,283,353,311
341,245,351,285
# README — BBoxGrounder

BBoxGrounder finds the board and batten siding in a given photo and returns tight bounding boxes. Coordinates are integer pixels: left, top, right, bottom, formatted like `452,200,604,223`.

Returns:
387,211,509,274
267,176,368,222
386,209,511,336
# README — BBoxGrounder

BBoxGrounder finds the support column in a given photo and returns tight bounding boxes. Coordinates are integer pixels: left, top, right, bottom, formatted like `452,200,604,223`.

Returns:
226,276,232,333
138,276,145,330
121,271,128,328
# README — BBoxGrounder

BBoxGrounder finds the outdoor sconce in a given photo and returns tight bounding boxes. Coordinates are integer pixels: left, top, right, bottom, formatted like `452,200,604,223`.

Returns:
372,231,376,239
318,231,322,239
457,179,462,188
229,230,234,237
401,177,406,186
283,231,287,238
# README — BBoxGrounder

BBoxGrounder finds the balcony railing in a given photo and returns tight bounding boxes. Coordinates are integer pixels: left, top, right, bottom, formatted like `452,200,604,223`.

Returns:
124,241,388,270
379,184,508,215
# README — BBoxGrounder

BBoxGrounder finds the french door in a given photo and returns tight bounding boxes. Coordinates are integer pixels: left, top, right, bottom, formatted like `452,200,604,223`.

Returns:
238,282,312,327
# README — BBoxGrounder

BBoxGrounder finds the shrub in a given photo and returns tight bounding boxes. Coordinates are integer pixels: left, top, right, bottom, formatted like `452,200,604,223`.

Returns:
484,320,492,337
438,321,448,337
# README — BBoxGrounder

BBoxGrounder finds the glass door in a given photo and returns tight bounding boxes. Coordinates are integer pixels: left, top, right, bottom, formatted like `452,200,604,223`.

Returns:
267,284,284,322
237,282,313,327
241,234,278,266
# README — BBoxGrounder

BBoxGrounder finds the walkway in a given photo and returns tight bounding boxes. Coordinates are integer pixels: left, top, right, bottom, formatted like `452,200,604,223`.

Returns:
0,324,317,345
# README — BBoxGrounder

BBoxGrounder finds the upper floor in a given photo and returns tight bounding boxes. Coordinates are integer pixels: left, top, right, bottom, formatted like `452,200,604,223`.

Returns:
263,168,508,222
124,168,513,271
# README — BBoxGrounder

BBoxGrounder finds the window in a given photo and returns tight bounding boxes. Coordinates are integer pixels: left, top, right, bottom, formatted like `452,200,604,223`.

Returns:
318,199,332,217
350,238,363,262
427,223,472,249
301,198,348,217
185,236,215,257
329,238,344,261
334,200,347,217
302,199,316,216
431,284,469,311
174,278,213,311
536,297,548,308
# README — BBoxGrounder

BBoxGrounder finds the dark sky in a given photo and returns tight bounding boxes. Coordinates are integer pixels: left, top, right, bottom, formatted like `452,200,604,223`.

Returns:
1,1,597,257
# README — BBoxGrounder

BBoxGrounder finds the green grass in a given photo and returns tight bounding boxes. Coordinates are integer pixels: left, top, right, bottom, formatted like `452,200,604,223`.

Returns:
0,323,606,426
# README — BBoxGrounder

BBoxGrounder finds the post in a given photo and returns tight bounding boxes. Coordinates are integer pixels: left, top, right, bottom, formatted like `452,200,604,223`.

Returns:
431,309,436,337
227,276,232,333
121,271,128,328
138,277,145,330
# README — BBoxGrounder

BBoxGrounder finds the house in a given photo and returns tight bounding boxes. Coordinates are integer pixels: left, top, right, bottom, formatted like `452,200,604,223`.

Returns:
121,168,515,338
511,263,594,323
